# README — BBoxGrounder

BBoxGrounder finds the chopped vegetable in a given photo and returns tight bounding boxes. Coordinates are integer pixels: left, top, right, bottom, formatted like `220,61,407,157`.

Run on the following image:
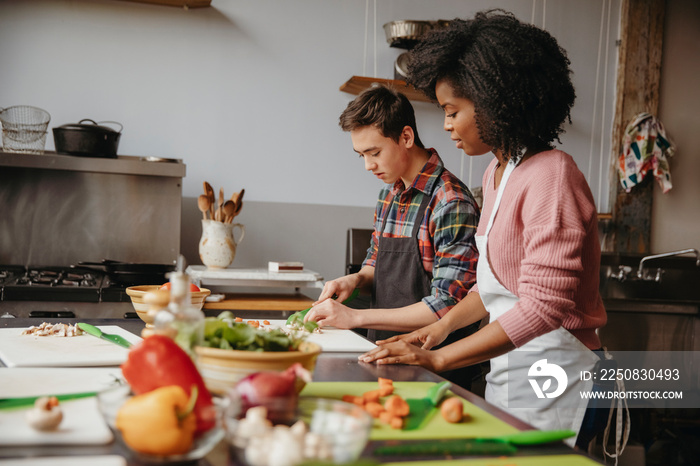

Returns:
116,385,197,456
121,335,215,434
201,314,316,352
440,396,464,423
236,363,311,424
384,395,410,417
363,401,385,418
25,396,63,431
160,282,200,292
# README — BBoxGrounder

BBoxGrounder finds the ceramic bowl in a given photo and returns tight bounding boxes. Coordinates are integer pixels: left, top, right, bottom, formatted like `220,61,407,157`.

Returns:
125,285,211,324
225,397,372,466
97,383,226,464
193,342,322,396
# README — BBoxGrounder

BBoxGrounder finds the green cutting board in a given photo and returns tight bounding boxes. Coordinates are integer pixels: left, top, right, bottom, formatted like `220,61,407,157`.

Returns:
382,454,603,465
300,381,519,441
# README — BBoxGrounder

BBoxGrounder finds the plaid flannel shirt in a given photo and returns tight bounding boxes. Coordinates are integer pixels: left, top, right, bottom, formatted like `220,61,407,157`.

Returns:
363,150,480,317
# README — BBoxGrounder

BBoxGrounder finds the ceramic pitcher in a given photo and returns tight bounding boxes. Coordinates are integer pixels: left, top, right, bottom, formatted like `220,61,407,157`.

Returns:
199,219,245,269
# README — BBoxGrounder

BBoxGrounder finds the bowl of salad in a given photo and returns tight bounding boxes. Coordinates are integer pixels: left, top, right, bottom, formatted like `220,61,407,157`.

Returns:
194,313,322,396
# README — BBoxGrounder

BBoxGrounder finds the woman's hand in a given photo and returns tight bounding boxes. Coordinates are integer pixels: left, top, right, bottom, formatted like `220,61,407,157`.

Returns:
358,339,439,372
377,319,451,350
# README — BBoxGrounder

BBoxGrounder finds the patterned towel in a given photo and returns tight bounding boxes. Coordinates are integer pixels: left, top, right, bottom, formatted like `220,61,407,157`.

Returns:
617,112,676,193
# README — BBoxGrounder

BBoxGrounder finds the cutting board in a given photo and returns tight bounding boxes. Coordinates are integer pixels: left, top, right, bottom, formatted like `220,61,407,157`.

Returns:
0,367,124,399
265,320,376,353
382,455,604,466
0,456,126,466
0,397,113,446
0,326,141,368
300,381,519,441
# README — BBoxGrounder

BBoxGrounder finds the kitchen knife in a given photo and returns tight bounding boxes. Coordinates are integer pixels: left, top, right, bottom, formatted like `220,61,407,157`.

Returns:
77,323,132,349
285,288,360,325
0,391,98,411
404,380,452,430
373,429,576,456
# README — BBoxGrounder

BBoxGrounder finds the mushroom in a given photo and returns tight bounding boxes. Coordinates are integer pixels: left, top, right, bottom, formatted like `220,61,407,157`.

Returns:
25,396,63,431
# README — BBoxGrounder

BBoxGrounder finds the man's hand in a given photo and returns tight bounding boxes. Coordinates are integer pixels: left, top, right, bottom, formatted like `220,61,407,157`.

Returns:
316,274,360,304
303,300,357,329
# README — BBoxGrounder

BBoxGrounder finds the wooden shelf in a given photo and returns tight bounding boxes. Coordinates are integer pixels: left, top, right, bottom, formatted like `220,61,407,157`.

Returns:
340,76,432,103
117,0,211,8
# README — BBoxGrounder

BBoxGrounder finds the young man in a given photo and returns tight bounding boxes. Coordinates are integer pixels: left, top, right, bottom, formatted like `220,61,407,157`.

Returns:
304,85,481,387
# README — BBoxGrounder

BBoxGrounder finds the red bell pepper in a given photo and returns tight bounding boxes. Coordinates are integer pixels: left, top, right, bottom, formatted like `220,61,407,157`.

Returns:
121,334,215,434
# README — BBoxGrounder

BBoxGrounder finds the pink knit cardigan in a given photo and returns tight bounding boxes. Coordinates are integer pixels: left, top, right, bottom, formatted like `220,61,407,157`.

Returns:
472,150,606,350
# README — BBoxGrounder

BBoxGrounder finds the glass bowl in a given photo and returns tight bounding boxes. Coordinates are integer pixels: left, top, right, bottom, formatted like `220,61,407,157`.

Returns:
224,396,372,466
97,384,225,463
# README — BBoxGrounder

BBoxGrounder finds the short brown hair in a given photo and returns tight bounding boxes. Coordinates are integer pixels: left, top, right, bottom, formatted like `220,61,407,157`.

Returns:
339,85,424,149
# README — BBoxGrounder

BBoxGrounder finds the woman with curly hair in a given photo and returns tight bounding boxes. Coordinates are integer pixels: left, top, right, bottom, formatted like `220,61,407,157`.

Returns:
359,10,609,447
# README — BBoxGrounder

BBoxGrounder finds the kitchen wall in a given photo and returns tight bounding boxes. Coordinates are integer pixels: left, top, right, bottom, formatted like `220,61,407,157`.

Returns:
652,0,700,254
2,0,696,287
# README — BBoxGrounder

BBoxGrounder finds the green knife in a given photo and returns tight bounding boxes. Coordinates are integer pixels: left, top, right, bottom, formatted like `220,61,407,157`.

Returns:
373,429,576,456
404,380,452,430
77,323,132,349
286,288,360,325
0,392,98,411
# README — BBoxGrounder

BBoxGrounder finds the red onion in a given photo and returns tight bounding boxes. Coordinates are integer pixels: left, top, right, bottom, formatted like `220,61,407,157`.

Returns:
235,363,311,424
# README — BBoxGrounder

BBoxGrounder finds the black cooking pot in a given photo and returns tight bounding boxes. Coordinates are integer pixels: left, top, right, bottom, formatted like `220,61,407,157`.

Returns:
53,119,122,158
74,259,175,285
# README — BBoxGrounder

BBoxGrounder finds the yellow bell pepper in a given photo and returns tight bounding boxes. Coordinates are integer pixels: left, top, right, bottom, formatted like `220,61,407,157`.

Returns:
115,385,197,456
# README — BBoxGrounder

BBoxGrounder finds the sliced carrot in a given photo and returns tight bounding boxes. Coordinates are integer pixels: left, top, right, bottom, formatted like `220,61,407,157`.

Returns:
379,385,394,396
234,317,243,322
362,389,381,403
342,394,363,405
384,395,410,417
378,377,393,387
389,416,404,429
378,411,394,425
247,320,260,328
262,320,271,325
364,401,385,418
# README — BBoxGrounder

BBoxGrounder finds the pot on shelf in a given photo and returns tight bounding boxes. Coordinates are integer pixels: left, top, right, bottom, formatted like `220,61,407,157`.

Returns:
53,119,122,158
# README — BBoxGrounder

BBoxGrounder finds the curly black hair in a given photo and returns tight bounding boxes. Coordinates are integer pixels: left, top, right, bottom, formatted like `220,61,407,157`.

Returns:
407,9,575,161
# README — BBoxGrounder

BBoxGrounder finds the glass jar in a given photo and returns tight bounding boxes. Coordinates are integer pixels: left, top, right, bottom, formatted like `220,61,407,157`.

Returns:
154,270,204,357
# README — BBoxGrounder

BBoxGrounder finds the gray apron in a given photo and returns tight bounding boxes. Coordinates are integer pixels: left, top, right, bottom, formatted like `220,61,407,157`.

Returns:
368,176,480,388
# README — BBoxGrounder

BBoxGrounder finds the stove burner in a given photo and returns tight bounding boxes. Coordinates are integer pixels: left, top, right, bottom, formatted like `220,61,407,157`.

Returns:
1,266,104,302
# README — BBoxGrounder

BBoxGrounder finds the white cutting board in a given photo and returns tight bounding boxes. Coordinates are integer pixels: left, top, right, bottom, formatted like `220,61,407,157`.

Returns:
0,456,126,466
0,368,124,447
0,367,124,399
0,397,113,446
265,320,376,353
0,326,142,368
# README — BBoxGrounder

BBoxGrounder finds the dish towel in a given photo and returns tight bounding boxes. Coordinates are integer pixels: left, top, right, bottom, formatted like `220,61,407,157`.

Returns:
617,112,676,193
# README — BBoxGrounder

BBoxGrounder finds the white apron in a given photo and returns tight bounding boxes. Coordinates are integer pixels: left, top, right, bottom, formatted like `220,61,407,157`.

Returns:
477,160,598,445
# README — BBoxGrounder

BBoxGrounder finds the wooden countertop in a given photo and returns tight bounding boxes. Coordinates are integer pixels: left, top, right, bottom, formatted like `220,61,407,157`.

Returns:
203,293,315,312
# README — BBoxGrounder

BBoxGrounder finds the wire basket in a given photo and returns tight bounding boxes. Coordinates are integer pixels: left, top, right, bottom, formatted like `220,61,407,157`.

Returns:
0,105,51,154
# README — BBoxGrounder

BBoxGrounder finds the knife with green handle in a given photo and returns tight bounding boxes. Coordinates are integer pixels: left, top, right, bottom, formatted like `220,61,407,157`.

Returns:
0,392,98,411
373,429,576,456
77,322,132,349
404,380,452,430
285,288,360,325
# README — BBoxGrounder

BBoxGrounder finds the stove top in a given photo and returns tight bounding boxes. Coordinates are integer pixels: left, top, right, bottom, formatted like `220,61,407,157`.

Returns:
0,266,141,303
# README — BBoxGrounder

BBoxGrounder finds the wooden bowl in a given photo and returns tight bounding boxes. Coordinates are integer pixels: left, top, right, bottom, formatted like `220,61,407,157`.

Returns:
125,285,211,325
194,342,322,395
